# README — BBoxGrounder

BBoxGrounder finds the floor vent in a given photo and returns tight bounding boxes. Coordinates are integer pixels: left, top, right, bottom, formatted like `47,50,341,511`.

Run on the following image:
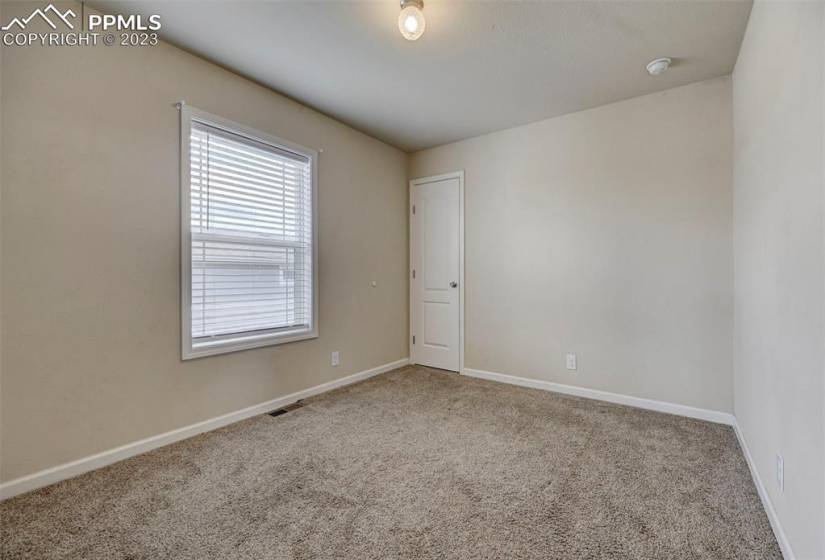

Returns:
268,401,304,417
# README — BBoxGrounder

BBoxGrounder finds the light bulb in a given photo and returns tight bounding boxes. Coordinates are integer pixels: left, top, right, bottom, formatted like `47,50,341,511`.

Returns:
398,2,425,41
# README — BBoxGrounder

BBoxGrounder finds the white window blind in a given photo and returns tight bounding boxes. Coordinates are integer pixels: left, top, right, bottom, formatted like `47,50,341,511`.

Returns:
182,108,317,359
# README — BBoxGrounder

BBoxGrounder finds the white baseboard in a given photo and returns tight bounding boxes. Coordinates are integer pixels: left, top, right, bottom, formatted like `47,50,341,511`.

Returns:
733,421,794,560
461,367,792,558
461,367,735,425
1,359,795,559
0,358,409,501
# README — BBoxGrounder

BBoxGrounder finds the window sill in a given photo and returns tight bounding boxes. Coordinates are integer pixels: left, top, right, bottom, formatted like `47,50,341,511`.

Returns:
183,327,318,360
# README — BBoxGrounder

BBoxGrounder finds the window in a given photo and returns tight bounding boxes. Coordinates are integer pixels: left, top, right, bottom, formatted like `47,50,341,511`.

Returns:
180,105,318,359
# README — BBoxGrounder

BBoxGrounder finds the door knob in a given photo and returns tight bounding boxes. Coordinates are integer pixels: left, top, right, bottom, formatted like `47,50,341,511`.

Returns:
449,281,458,288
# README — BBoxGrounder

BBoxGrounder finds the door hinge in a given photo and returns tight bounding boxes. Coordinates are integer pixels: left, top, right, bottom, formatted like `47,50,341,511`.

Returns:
412,335,416,344
412,269,416,279
412,205,415,215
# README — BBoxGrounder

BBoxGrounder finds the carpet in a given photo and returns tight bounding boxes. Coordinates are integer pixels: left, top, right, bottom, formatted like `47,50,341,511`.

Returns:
0,365,781,559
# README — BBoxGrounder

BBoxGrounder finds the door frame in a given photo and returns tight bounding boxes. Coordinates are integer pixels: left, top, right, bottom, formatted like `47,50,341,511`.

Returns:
409,170,465,373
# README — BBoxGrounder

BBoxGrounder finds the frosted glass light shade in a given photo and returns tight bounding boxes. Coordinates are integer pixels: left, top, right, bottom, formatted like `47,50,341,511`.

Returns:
398,5,425,41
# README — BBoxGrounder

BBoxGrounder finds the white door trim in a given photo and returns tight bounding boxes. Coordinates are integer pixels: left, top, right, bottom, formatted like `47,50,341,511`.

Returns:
409,171,465,373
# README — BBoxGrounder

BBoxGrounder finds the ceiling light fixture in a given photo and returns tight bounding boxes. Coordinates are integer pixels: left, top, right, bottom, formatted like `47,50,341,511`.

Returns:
398,0,425,41
646,58,672,76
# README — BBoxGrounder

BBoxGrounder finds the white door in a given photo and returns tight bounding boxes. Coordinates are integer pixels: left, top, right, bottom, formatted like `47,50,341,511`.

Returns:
410,173,463,372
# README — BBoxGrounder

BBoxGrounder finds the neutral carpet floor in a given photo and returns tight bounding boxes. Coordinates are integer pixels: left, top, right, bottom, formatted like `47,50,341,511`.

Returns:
1,365,780,559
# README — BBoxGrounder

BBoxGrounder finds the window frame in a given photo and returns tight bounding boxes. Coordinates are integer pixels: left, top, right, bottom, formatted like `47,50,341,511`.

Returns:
179,104,319,360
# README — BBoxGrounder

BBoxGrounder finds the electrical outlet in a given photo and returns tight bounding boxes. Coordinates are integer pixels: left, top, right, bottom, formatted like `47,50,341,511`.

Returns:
566,353,577,371
331,351,340,367
776,453,784,493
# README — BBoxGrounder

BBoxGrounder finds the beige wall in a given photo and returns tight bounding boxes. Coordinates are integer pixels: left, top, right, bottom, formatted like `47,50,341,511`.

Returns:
732,2,825,558
411,78,734,413
0,1,409,482
0,0,4,482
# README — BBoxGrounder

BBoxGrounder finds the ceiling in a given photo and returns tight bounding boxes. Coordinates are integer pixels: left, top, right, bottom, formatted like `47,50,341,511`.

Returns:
92,1,752,152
